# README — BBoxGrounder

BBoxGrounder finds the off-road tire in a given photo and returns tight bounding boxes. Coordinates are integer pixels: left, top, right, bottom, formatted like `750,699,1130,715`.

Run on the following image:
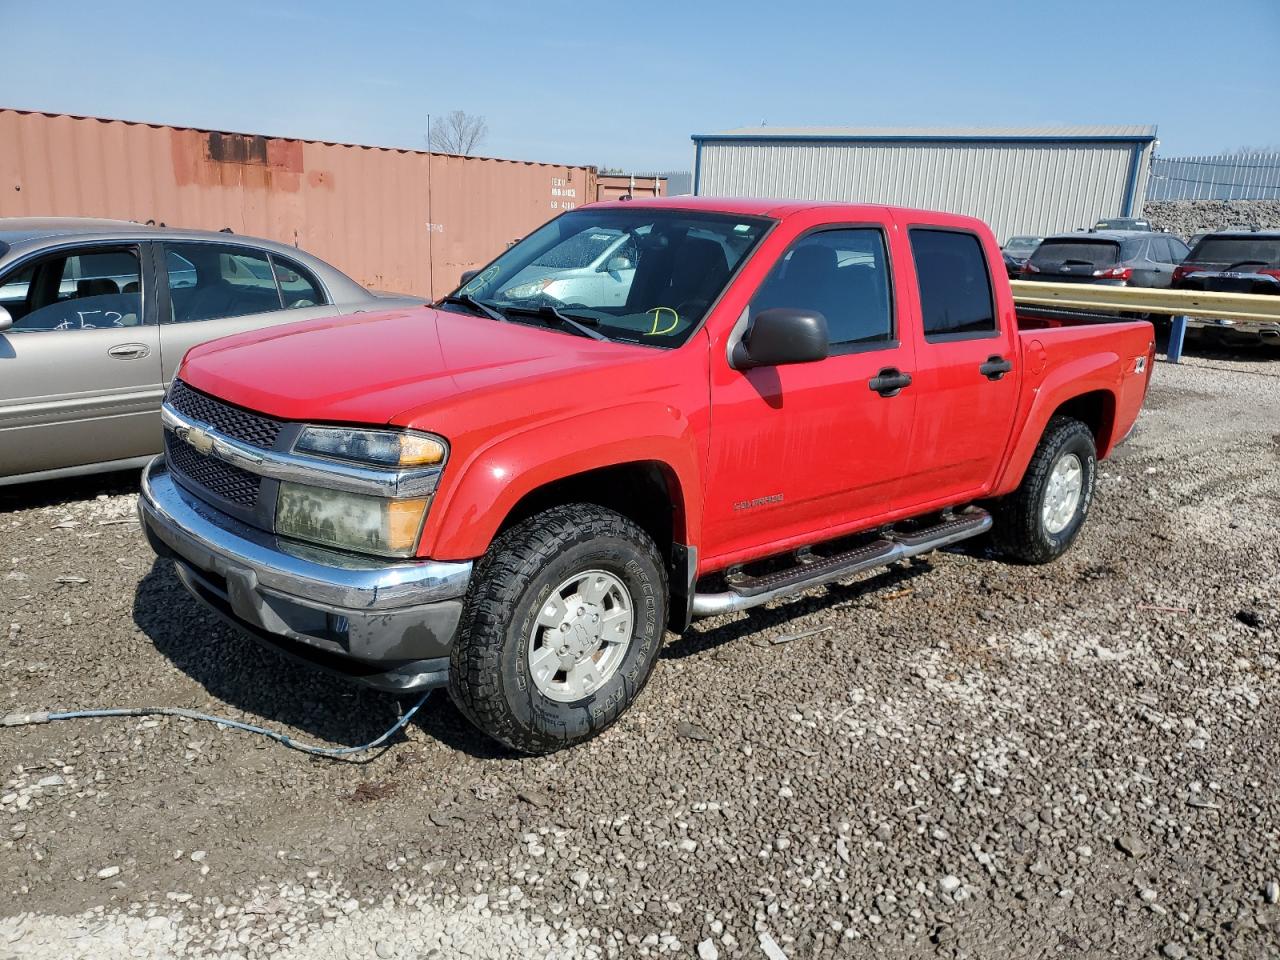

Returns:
992,416,1097,564
448,504,667,754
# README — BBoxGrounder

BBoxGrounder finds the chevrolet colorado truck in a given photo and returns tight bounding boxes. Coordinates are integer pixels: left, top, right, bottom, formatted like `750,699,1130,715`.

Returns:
139,198,1155,754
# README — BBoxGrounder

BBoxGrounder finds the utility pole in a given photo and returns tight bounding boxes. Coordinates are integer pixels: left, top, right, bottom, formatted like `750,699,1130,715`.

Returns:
426,113,434,299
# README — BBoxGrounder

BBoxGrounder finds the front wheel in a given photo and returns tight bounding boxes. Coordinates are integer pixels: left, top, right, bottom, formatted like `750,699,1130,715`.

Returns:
448,504,667,754
992,416,1097,564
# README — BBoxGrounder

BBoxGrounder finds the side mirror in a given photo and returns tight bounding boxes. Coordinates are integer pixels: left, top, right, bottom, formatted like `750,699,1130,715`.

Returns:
731,308,828,370
0,305,11,332
600,256,634,273
459,269,480,287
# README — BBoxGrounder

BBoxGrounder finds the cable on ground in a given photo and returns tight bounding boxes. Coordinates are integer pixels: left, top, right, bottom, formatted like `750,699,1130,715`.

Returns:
2,690,431,759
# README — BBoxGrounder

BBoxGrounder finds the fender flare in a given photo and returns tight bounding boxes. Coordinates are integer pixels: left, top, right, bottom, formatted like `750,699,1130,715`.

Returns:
993,351,1120,494
421,401,702,561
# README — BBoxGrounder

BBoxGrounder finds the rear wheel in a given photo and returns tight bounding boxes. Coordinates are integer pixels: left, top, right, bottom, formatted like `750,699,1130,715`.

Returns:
448,504,667,754
993,417,1097,564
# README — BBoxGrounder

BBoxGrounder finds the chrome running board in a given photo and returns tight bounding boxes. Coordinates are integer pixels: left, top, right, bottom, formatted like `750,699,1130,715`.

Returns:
690,507,991,617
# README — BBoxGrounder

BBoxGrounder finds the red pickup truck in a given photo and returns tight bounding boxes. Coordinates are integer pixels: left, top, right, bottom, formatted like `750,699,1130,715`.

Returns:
139,198,1154,753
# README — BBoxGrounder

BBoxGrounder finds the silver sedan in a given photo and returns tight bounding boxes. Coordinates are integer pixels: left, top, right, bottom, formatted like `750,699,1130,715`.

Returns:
0,218,424,486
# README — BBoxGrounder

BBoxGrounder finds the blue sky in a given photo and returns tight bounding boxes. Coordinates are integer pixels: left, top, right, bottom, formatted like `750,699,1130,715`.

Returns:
3,0,1277,170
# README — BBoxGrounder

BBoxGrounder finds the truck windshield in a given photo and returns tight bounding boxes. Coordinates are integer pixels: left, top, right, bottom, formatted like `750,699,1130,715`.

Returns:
447,208,771,347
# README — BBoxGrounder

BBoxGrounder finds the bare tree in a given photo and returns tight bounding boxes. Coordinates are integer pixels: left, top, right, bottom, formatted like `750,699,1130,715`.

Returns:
428,111,489,155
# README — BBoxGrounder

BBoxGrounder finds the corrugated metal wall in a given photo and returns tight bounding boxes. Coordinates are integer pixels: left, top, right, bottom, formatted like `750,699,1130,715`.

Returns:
697,140,1152,243
0,109,597,299
1147,152,1280,201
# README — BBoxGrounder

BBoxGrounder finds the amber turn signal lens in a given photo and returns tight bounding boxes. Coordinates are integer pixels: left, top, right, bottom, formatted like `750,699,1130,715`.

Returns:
387,498,431,551
398,435,446,467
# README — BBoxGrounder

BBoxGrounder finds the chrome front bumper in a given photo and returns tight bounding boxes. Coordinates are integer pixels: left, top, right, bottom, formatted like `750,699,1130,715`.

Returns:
138,456,473,692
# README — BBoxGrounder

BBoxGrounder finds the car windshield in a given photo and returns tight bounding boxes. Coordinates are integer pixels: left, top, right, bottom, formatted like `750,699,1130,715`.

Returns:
532,228,623,268
1095,219,1148,231
1030,239,1121,268
447,208,771,347
1186,235,1280,267
1004,237,1040,255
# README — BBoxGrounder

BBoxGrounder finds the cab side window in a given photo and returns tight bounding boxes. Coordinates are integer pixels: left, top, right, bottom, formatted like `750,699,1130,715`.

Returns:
1,248,143,332
909,229,996,340
165,243,283,323
750,228,894,349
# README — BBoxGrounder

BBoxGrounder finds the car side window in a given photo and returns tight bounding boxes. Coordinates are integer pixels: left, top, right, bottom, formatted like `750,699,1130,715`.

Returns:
165,242,284,323
1166,237,1189,262
1,248,143,332
271,255,327,309
750,228,894,349
909,229,997,340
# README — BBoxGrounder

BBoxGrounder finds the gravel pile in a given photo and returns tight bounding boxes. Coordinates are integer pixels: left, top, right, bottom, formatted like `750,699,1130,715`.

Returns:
1145,200,1280,238
3,353,1280,958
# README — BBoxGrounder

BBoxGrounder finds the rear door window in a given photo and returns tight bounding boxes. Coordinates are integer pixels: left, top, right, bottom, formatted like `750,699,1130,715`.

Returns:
165,243,283,323
909,229,997,340
1119,238,1147,261
271,255,327,309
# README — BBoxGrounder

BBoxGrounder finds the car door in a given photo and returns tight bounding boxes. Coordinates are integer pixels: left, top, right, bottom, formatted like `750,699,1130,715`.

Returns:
1150,237,1185,288
157,241,342,384
893,223,1020,508
1127,237,1165,288
0,242,163,480
703,224,918,566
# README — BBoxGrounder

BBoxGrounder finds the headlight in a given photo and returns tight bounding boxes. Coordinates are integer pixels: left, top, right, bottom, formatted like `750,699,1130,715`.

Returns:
275,483,429,558
294,427,445,468
500,277,554,300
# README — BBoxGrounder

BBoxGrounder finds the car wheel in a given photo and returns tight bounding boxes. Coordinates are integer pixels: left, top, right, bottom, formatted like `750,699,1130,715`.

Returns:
992,417,1097,564
448,504,667,754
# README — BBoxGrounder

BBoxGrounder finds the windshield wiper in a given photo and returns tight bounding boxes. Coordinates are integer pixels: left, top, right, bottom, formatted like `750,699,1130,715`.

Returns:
504,304,609,342
437,294,507,323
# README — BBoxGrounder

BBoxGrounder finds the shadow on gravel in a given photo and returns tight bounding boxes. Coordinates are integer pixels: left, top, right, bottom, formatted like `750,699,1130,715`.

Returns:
130,558,482,758
1154,324,1280,365
0,466,140,514
663,560,933,660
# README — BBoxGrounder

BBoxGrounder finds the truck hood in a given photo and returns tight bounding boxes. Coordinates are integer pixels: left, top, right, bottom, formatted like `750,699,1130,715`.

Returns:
177,305,678,428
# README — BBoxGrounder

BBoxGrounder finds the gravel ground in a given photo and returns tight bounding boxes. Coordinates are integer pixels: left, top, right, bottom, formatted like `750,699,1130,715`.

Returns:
2,346,1279,959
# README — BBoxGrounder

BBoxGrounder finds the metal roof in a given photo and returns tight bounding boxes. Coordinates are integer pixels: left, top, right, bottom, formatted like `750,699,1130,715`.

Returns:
0,216,322,252
1042,230,1165,241
695,125,1158,143
3,107,594,169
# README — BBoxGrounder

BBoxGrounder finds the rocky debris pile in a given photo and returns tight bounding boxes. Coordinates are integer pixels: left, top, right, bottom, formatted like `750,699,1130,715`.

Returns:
1145,199,1280,238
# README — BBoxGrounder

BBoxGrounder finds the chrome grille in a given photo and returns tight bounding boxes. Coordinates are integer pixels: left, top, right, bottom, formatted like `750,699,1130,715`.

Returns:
165,433,261,507
167,379,282,449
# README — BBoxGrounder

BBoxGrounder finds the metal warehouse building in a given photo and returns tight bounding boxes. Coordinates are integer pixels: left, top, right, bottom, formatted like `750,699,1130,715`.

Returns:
692,125,1158,243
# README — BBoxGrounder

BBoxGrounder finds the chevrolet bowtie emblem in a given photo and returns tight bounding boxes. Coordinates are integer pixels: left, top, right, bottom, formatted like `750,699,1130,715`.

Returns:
183,425,215,456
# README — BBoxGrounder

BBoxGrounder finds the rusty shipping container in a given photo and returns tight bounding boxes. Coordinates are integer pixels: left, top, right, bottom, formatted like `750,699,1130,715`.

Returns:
595,174,666,202
0,108,598,299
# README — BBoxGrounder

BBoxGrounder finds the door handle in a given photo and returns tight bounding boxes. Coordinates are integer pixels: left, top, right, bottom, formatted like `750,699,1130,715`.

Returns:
868,367,912,398
979,355,1013,381
108,343,151,360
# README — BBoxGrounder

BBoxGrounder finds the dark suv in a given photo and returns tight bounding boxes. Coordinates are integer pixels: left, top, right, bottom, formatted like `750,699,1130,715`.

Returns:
1173,230,1280,345
1022,231,1189,288
1173,231,1280,295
